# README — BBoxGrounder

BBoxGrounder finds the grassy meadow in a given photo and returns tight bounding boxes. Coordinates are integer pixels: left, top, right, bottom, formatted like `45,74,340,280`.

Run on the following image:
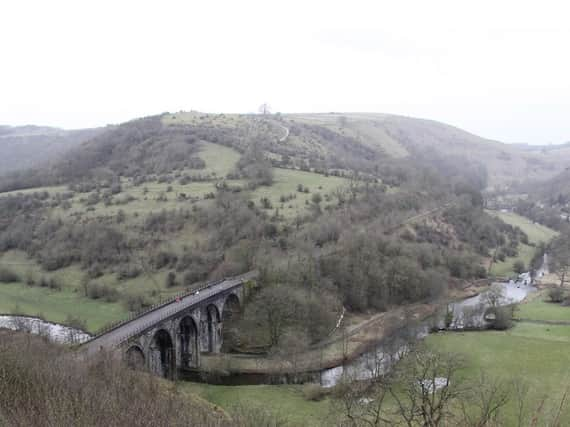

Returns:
488,211,558,277
427,323,570,424
0,282,126,332
517,290,570,322
180,383,332,427
251,168,349,219
492,211,559,244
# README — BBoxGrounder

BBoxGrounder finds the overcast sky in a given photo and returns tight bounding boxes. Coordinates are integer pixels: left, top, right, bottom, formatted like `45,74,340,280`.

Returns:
2,0,569,144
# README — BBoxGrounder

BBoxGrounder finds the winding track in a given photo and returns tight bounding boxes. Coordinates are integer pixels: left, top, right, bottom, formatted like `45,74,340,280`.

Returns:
276,123,289,142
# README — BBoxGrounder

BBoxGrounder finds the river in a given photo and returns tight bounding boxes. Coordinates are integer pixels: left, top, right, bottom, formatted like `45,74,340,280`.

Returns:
0,315,91,344
321,278,537,387
0,273,540,386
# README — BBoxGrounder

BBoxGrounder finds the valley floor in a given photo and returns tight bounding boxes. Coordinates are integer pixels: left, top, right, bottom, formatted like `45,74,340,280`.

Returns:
185,289,570,426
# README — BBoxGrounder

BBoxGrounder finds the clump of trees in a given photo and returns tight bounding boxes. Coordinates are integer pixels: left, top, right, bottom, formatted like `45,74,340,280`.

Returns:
550,230,570,288
443,200,527,257
234,142,273,188
321,233,449,311
239,283,341,348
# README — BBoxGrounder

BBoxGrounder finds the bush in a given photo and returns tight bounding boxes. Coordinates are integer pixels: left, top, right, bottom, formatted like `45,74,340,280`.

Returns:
47,277,62,291
548,287,565,303
513,260,526,275
260,197,272,209
86,282,119,302
117,264,141,280
165,271,177,288
153,251,178,269
302,383,329,401
25,272,35,286
87,264,104,279
488,306,514,330
123,293,152,312
0,268,21,283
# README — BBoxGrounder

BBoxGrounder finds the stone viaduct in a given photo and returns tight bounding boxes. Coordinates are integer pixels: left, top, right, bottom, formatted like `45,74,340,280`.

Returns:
81,271,257,378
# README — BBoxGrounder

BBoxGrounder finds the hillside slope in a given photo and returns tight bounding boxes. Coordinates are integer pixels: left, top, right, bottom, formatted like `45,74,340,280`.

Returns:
293,113,570,189
3,111,569,192
0,110,558,344
0,125,102,175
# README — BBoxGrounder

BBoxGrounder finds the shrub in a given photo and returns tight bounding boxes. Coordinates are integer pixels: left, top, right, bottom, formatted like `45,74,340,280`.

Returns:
123,293,152,312
85,192,100,206
86,282,119,302
87,264,104,279
165,272,177,288
488,306,514,330
0,268,20,283
548,287,565,303
117,264,141,280
302,383,329,401
153,251,178,269
47,277,62,291
110,182,122,194
513,260,526,274
25,272,35,287
260,197,272,209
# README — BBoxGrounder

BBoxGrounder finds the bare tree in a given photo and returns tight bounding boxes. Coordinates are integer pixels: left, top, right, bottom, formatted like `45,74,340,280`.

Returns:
258,103,271,115
459,372,510,427
550,232,570,287
389,347,465,427
483,284,504,308
270,329,310,379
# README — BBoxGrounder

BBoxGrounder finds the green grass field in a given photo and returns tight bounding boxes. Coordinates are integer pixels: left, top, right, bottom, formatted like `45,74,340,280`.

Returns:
427,325,570,424
180,383,331,426
426,294,570,425
251,168,349,219
491,211,559,245
516,291,570,322
488,211,558,277
196,141,242,177
490,243,535,277
0,282,126,332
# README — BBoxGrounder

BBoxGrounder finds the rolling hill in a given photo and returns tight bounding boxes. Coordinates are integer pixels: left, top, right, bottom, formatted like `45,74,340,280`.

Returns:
0,125,102,175
0,110,563,340
3,111,569,192
290,113,570,189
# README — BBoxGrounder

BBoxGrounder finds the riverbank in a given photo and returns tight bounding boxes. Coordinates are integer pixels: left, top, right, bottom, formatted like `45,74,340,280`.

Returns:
199,282,490,377
200,302,437,377
0,280,126,332
183,286,570,426
0,314,91,344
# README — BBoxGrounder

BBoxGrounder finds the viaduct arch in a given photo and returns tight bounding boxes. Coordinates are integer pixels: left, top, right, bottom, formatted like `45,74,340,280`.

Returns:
81,272,255,378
